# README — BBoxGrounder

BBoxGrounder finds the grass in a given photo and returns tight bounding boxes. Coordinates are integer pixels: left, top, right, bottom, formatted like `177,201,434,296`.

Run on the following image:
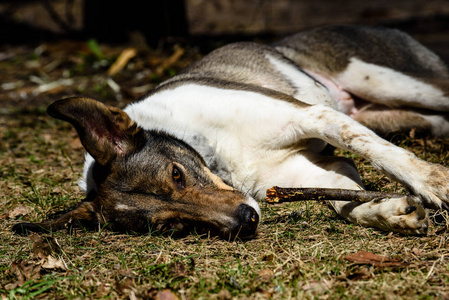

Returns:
2,41,449,299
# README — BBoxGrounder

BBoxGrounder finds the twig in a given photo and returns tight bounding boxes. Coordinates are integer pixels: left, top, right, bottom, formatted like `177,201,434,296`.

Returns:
155,45,185,76
108,48,138,76
265,186,406,204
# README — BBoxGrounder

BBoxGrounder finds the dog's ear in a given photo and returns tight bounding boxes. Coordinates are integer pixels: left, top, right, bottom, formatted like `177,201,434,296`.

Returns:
48,97,145,165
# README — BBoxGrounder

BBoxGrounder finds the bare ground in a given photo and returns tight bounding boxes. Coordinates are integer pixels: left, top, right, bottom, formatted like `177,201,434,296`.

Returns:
2,36,449,299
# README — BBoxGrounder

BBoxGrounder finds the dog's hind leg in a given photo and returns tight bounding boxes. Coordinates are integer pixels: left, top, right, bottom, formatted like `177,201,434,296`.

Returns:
334,59,449,112
351,105,449,137
302,67,449,137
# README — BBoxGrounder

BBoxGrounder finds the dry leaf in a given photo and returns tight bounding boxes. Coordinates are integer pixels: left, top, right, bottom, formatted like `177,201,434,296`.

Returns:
30,234,61,258
41,255,66,270
9,205,33,218
344,251,409,268
52,186,62,194
9,260,42,287
302,279,333,293
412,247,423,256
258,268,274,282
96,282,110,298
217,289,232,300
116,277,135,294
42,133,52,143
156,289,179,300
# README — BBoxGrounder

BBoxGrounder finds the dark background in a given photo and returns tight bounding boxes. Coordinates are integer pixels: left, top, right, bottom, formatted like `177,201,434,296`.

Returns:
1,0,448,57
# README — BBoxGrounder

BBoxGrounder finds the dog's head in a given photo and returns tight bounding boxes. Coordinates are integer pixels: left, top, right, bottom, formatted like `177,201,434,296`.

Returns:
27,97,260,239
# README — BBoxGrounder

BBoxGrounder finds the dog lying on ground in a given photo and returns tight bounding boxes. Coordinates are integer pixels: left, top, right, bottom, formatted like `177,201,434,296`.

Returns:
13,25,449,239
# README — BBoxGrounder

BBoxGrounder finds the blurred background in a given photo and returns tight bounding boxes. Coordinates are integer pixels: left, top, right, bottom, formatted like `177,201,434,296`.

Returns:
1,0,448,48
1,0,449,107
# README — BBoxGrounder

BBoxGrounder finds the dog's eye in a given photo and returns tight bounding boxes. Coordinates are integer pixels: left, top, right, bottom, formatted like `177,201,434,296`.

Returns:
172,166,185,189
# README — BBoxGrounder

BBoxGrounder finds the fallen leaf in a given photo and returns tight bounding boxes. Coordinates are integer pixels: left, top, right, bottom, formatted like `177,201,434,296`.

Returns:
344,251,409,267
52,187,62,194
9,205,33,218
302,279,333,293
9,260,42,287
156,289,179,300
217,289,232,300
42,133,52,143
258,268,274,282
30,234,61,258
78,252,93,261
41,255,66,270
115,277,135,295
412,247,423,257
96,282,109,298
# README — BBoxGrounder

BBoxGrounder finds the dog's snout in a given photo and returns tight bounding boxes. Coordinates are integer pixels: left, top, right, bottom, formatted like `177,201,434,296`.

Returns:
236,204,259,238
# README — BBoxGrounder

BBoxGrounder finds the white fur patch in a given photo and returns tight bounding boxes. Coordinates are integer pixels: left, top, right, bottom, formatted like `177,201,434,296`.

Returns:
115,204,131,211
245,195,262,220
265,54,337,109
336,57,449,110
79,153,95,193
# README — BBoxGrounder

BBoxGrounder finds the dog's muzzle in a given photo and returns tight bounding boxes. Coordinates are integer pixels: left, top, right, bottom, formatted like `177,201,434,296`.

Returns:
235,203,259,238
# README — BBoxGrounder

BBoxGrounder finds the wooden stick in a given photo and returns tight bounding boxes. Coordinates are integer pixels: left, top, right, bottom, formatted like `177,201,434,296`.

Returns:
265,186,406,204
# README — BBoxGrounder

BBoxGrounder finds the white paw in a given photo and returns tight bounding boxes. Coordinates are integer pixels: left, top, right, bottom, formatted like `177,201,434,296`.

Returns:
413,164,449,210
368,196,428,235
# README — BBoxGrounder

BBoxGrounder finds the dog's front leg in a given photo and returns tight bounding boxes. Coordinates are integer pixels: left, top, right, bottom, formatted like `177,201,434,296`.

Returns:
328,196,428,234
265,154,429,234
292,104,449,210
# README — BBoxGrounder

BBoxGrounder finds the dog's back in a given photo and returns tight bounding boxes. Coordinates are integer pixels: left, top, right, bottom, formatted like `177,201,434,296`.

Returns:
275,25,448,77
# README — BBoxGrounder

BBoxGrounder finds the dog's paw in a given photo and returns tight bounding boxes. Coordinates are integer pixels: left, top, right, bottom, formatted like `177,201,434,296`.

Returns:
411,164,449,210
12,222,49,235
368,196,428,235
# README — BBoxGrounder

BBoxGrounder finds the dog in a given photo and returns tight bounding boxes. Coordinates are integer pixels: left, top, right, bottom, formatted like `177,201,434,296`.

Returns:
13,25,449,239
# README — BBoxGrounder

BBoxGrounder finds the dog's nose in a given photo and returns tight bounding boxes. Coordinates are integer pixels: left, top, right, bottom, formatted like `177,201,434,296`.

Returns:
236,204,259,238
